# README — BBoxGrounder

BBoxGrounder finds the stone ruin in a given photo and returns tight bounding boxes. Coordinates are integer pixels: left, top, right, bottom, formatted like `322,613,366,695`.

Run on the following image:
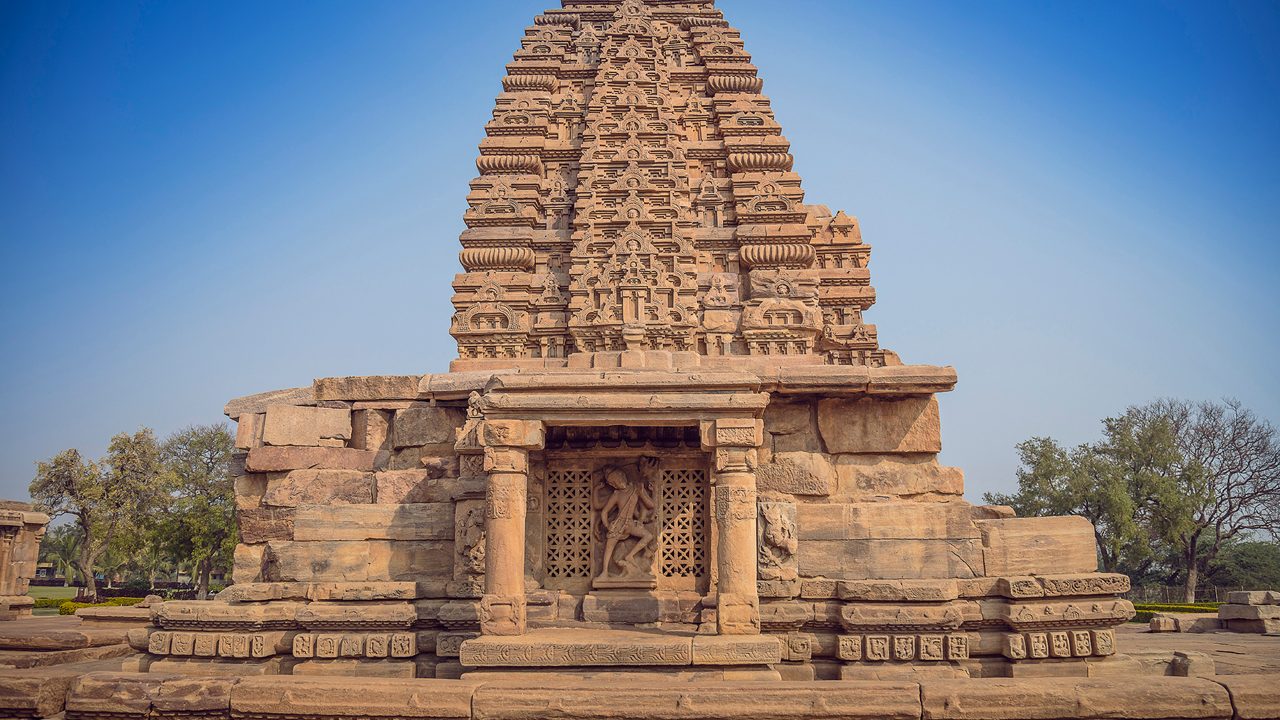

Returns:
130,0,1140,682
0,500,49,620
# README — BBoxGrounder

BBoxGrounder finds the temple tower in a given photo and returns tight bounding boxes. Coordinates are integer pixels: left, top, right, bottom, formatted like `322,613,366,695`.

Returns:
452,0,881,368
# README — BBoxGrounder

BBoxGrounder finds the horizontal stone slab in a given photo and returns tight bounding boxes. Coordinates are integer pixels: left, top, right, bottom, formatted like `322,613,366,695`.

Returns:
261,540,453,583
293,503,453,541
1225,590,1280,606
818,396,941,454
225,386,314,420
261,470,375,507
920,676,1231,720
977,517,1098,576
231,675,474,718
247,447,382,473
471,680,922,720
796,502,979,541
797,538,984,580
460,629,695,667
314,376,424,401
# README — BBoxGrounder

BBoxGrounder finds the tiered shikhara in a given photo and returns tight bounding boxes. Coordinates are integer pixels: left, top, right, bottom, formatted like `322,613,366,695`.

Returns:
134,0,1135,683
452,0,880,368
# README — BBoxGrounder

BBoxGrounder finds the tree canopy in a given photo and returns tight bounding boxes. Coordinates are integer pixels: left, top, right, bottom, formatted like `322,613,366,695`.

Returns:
986,399,1280,602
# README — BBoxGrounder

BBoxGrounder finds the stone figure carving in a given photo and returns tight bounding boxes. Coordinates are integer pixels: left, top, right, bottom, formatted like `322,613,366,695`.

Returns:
595,456,658,583
758,502,798,582
461,505,486,577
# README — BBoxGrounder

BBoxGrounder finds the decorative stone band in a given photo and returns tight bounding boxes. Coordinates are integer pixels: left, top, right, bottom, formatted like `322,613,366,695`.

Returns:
727,151,794,172
707,74,763,94
837,633,970,662
1002,629,1117,659
739,242,817,270
458,246,536,272
475,154,543,175
147,630,294,659
533,13,579,28
500,74,558,92
291,632,417,659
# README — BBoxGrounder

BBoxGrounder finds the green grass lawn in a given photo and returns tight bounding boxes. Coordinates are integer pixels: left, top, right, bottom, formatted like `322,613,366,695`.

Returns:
29,586,78,600
28,585,78,615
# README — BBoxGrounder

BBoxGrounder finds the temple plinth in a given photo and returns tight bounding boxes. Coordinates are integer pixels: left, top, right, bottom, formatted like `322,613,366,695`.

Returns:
135,0,1133,681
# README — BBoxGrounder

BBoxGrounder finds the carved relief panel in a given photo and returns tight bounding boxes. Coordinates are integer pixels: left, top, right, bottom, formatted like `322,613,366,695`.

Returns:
539,447,710,595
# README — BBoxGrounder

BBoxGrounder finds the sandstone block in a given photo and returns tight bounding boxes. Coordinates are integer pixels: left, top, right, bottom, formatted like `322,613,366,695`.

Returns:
314,376,423,401
236,413,265,450
225,386,314,420
1212,674,1280,720
66,672,172,718
920,676,1231,720
690,635,782,665
1225,590,1280,605
262,405,352,447
238,507,296,543
263,540,452,583
834,455,964,499
291,659,417,678
757,451,834,495
798,538,983,580
376,471,484,504
293,503,453,541
977,516,1097,575
817,396,941,454
471,680,921,720
1219,603,1280,620
234,474,268,510
796,502,979,541
151,676,235,715
394,407,465,448
230,676,473,718
352,409,393,451
233,544,266,583
0,669,76,718
247,447,380,473
262,470,375,507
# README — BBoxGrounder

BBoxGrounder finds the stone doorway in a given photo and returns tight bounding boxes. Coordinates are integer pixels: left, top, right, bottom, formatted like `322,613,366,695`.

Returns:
530,427,713,624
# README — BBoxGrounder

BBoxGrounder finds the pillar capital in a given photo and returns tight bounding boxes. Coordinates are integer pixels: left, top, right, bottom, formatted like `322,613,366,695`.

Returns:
480,419,545,449
700,417,764,450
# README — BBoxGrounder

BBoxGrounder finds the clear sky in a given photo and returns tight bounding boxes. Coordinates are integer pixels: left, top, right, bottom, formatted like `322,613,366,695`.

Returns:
2,0,1277,503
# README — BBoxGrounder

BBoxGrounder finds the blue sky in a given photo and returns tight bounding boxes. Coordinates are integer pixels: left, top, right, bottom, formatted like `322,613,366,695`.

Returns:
2,0,1277,502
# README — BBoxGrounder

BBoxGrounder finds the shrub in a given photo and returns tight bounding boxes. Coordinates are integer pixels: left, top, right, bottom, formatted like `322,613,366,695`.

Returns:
57,597,145,615
1130,602,1222,623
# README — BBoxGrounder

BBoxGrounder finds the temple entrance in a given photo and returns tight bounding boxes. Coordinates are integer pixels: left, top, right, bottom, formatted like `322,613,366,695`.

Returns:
530,426,712,623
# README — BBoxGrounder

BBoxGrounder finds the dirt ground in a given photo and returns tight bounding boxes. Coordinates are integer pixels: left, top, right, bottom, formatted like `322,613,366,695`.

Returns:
1116,623,1280,675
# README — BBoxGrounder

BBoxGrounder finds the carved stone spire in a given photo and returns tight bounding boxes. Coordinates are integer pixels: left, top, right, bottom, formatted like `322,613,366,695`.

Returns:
451,0,887,369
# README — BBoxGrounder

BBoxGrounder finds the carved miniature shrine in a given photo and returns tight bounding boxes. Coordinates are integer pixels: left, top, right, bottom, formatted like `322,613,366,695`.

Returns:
136,0,1135,681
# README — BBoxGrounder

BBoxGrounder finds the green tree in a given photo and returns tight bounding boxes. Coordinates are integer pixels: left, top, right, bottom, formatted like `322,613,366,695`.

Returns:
1134,399,1280,602
158,424,237,600
29,429,168,601
984,437,1152,576
37,523,83,586
1204,540,1280,591
990,399,1280,603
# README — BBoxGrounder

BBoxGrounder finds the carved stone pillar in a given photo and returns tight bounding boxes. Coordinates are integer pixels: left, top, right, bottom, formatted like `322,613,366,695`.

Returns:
703,419,763,635
478,420,544,636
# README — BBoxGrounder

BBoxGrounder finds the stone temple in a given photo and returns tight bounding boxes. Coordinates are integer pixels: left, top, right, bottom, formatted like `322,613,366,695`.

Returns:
146,0,1136,681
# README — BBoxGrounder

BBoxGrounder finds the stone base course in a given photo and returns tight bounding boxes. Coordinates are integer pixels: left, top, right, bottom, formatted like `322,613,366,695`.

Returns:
3,671,1277,720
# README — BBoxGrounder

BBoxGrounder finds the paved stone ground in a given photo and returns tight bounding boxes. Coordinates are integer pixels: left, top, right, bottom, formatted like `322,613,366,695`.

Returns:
1117,623,1280,675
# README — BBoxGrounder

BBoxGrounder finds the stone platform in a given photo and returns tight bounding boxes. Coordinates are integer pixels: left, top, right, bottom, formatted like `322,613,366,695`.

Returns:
1,670,1277,720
